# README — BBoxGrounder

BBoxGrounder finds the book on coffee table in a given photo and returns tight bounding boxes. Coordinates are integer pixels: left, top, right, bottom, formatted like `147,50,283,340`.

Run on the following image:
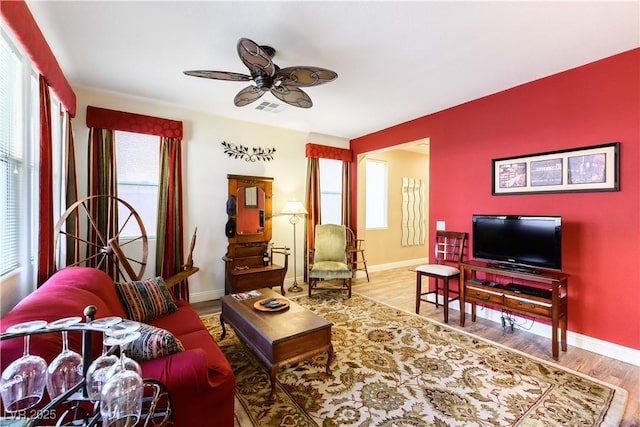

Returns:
231,290,262,301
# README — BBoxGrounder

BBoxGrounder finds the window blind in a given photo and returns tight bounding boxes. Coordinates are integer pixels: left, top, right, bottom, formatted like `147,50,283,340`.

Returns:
0,33,22,276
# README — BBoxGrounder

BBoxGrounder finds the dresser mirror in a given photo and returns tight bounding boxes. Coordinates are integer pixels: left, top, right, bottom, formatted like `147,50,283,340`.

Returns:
226,174,272,243
236,186,266,235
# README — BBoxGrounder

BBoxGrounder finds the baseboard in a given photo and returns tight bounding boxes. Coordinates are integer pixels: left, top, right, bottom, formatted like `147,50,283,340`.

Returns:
191,259,427,300
367,258,428,273
189,276,301,303
190,289,224,303
428,294,640,367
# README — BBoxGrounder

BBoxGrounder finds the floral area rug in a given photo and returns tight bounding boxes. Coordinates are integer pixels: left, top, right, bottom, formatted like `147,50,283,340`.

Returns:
201,293,627,426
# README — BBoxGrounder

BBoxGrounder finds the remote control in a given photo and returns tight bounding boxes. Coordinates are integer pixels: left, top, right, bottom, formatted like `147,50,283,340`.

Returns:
260,297,276,306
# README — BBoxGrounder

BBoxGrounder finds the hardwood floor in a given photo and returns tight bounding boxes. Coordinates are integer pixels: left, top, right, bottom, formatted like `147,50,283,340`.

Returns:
194,266,639,426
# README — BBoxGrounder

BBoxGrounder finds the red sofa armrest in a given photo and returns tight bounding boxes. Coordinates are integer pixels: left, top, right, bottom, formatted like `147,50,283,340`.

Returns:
140,348,235,426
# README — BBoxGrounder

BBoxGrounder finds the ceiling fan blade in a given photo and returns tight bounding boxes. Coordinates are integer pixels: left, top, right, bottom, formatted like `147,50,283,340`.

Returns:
271,85,312,108
234,85,267,107
237,38,276,77
275,66,338,87
183,70,251,82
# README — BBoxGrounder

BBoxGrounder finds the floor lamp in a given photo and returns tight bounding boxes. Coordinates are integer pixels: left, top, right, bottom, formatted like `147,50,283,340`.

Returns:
281,200,308,292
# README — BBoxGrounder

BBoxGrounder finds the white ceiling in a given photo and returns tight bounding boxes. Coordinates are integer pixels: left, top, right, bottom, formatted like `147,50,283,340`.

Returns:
25,1,639,140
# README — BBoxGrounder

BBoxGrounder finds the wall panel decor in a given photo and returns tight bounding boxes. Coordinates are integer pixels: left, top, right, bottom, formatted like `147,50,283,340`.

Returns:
401,177,425,246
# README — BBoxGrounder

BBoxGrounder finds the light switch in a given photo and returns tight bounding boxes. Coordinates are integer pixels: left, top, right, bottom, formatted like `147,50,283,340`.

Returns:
436,221,445,231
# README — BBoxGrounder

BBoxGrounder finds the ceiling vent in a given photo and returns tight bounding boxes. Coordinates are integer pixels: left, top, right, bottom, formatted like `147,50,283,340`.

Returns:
255,101,287,113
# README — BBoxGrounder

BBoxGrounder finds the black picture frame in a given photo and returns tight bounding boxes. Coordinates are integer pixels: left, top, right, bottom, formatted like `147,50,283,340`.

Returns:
492,142,619,195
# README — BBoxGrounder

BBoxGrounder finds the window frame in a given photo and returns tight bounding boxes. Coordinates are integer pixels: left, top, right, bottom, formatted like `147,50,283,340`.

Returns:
114,130,160,239
0,27,40,281
365,159,388,229
318,157,343,225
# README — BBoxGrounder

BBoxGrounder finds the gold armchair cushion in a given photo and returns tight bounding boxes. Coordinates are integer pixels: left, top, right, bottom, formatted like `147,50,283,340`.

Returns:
313,224,348,264
309,261,351,280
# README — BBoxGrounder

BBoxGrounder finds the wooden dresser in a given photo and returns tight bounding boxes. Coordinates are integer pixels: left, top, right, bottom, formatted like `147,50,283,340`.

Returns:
223,175,289,294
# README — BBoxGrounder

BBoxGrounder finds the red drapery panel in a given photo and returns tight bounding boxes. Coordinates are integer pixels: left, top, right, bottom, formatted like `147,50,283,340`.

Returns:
305,143,352,162
37,76,55,285
64,113,80,266
0,1,76,116
86,106,183,139
156,137,188,300
304,158,321,282
86,128,119,280
341,161,351,229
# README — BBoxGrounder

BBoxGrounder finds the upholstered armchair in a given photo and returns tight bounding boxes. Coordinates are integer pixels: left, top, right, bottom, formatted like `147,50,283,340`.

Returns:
308,224,352,298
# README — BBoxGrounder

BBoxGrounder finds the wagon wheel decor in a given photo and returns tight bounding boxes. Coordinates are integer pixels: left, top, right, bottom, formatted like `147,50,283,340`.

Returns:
54,195,148,282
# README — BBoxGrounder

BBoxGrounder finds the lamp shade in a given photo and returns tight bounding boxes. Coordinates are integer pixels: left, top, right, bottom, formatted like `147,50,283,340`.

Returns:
281,200,308,215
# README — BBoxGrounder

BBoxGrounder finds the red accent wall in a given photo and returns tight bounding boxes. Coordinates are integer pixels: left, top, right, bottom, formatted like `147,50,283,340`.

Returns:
351,49,640,350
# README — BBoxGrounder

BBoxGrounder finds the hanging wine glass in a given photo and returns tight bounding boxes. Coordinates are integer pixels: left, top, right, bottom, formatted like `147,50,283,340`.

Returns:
105,321,141,376
100,331,143,427
0,320,48,413
85,317,122,401
45,316,84,400
89,316,123,330
105,320,139,336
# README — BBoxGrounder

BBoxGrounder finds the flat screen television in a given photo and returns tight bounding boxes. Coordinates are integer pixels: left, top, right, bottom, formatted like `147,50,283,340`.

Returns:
472,214,562,272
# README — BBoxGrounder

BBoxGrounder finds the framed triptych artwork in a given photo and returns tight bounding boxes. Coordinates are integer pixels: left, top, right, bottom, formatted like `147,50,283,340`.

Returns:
492,142,619,195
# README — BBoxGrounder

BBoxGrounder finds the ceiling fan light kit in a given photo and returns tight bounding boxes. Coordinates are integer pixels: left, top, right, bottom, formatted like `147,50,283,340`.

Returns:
184,38,337,108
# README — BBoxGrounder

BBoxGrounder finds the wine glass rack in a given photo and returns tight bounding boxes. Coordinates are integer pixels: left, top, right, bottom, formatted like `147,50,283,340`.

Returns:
0,306,174,426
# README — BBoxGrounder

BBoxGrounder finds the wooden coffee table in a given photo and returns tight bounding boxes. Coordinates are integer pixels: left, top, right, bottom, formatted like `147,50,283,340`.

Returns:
220,288,333,398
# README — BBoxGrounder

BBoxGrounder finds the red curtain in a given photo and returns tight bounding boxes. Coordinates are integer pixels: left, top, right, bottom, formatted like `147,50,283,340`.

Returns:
64,113,79,265
156,137,188,300
86,106,187,296
0,1,76,116
341,161,351,229
304,142,354,264
86,127,119,280
304,158,321,282
304,142,354,234
86,106,182,138
305,143,352,162
37,76,55,285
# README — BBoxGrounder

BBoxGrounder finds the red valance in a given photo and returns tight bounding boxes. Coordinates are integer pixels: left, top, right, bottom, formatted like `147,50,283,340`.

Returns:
0,1,77,117
86,106,183,139
305,143,352,162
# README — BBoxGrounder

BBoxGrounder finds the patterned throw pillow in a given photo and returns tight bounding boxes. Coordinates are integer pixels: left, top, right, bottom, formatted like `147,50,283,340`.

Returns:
127,323,184,362
116,277,178,322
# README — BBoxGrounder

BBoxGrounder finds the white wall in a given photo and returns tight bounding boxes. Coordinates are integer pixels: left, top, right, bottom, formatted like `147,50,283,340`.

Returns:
72,86,349,302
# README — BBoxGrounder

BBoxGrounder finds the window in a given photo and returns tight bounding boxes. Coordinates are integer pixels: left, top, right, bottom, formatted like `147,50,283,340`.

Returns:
114,131,159,238
50,96,64,222
365,159,387,229
0,28,39,279
319,158,342,225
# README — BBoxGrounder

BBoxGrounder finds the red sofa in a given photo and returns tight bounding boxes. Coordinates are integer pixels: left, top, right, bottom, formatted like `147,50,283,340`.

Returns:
0,267,235,426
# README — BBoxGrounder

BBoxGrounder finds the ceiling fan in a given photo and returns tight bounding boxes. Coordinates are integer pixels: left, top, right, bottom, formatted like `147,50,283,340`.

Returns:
183,38,337,109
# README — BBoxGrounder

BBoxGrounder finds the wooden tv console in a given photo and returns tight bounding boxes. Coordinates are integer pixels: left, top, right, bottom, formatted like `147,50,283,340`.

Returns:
459,260,569,360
